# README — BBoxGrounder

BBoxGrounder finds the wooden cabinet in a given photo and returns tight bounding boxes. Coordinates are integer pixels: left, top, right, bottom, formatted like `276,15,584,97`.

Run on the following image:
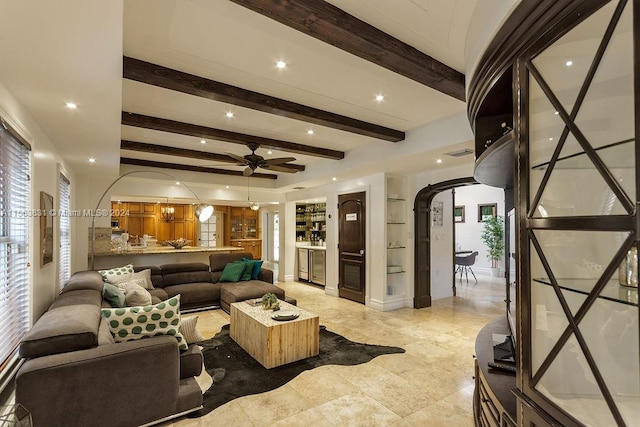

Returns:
230,238,261,259
113,201,197,243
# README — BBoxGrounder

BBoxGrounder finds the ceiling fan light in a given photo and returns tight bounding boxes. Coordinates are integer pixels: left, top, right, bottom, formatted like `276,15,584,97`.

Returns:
250,202,260,211
195,204,214,222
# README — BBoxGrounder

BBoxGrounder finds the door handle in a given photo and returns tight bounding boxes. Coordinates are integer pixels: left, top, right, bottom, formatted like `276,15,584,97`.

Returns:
359,249,365,255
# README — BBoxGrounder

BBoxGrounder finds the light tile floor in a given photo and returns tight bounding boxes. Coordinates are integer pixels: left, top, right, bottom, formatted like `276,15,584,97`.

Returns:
169,273,506,426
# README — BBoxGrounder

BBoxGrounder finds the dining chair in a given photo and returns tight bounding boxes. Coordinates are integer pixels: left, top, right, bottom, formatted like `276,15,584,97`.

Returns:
454,251,478,284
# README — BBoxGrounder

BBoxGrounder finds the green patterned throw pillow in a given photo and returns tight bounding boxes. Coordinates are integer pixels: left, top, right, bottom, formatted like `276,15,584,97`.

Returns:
101,295,187,350
98,264,135,283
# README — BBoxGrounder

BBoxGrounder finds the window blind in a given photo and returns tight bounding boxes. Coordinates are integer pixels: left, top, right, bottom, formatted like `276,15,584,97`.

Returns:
0,123,31,372
58,173,70,292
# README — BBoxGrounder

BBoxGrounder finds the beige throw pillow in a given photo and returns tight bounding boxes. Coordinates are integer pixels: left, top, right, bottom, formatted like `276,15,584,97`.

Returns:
124,285,153,306
108,270,154,290
180,316,204,344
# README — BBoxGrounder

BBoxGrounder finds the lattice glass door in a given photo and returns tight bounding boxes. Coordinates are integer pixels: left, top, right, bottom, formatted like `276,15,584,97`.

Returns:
199,212,223,247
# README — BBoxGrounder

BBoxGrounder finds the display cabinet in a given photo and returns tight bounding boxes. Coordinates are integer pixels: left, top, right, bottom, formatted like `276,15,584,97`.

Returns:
229,206,261,258
468,1,639,426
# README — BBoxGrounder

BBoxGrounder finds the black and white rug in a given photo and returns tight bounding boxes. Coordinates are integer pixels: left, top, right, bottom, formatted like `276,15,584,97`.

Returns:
189,324,405,416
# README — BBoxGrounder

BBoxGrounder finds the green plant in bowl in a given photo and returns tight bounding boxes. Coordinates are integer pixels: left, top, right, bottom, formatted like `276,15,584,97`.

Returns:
261,293,279,310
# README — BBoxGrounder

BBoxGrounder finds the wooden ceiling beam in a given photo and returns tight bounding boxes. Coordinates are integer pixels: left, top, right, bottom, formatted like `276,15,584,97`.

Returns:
230,0,465,101
120,140,306,172
122,112,345,160
123,56,404,142
120,157,278,179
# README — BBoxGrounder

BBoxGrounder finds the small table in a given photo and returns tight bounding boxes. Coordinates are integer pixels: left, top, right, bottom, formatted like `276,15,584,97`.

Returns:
230,300,319,369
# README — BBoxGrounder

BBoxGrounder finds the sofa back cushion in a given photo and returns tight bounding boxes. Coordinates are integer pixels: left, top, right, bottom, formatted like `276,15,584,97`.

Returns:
60,271,104,294
19,304,101,359
209,252,253,272
160,263,211,287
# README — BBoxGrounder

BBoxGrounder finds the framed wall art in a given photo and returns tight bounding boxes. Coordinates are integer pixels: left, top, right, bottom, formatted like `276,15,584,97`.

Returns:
432,201,444,227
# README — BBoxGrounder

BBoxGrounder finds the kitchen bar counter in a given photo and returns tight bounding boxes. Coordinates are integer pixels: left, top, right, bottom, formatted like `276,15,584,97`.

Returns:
295,245,326,250
91,246,243,270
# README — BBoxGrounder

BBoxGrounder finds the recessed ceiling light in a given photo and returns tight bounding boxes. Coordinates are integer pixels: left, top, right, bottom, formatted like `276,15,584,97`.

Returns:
436,158,443,164
225,185,230,189
65,102,77,109
88,158,96,163
307,129,314,135
332,177,337,181
566,60,573,66
200,139,206,144
225,112,234,118
276,60,287,69
375,94,384,102
267,150,273,155
554,111,559,115
549,137,554,141
175,181,180,185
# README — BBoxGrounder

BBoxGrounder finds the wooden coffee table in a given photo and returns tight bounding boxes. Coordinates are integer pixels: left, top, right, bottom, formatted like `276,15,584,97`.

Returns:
230,300,319,369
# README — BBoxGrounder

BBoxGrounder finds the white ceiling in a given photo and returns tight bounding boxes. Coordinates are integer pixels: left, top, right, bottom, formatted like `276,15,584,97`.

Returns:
0,0,478,194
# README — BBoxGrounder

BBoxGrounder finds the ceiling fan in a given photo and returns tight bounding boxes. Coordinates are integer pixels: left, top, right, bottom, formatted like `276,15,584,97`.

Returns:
228,143,298,176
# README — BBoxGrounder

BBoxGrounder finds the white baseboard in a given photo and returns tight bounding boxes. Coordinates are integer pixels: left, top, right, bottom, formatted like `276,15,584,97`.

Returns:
283,274,295,282
324,287,339,297
368,297,409,311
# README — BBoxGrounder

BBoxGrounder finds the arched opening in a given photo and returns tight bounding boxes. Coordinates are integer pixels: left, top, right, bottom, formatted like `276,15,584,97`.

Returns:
413,177,477,308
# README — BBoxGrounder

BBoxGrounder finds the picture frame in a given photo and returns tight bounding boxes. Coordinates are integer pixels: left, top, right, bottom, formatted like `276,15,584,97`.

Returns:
432,201,443,227
40,191,54,266
478,203,497,222
454,205,465,223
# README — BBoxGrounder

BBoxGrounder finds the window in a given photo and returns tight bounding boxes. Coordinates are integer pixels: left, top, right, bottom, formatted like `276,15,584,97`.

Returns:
0,122,31,374
58,173,70,291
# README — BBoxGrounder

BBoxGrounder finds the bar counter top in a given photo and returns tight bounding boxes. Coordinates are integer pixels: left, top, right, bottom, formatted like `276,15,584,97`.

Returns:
94,246,243,257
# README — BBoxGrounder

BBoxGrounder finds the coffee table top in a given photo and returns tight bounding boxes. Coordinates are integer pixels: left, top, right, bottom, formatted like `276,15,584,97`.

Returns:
231,299,318,327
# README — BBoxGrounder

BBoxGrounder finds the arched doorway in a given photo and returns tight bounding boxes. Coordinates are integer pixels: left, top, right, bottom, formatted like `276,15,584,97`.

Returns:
413,177,476,308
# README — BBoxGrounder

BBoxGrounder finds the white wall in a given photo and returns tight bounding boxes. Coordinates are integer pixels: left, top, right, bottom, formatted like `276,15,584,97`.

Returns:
0,82,76,321
454,184,505,273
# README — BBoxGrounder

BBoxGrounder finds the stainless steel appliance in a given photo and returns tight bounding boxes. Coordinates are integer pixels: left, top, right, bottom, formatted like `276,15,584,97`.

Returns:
298,248,309,281
309,249,325,286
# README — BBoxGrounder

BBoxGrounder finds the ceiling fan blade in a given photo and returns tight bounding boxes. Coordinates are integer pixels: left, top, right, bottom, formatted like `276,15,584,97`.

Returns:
226,152,249,164
262,164,298,173
243,166,254,176
263,157,297,166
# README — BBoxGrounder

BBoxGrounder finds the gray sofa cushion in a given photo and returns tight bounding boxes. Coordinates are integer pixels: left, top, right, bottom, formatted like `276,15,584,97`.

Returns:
148,287,169,302
160,263,211,287
179,345,203,379
19,304,101,358
163,282,220,305
209,252,253,272
219,281,285,313
49,289,102,309
60,271,104,294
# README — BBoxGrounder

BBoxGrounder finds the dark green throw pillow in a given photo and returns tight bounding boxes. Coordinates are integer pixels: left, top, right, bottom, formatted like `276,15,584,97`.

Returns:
220,261,246,282
102,283,126,308
240,260,254,281
243,257,263,280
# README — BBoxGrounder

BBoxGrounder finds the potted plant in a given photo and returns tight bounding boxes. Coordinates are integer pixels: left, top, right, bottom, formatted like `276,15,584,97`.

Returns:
480,215,505,277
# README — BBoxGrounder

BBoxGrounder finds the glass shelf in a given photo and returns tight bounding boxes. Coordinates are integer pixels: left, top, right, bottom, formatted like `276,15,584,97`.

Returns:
533,278,638,307
387,271,405,275
531,138,633,170
387,198,405,202
386,222,405,225
387,246,406,249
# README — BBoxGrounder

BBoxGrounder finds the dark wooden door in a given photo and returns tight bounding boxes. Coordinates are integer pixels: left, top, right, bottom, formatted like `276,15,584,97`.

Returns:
338,191,366,304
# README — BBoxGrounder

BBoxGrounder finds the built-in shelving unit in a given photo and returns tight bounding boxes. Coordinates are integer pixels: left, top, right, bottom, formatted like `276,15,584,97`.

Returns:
296,202,326,243
386,176,407,297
